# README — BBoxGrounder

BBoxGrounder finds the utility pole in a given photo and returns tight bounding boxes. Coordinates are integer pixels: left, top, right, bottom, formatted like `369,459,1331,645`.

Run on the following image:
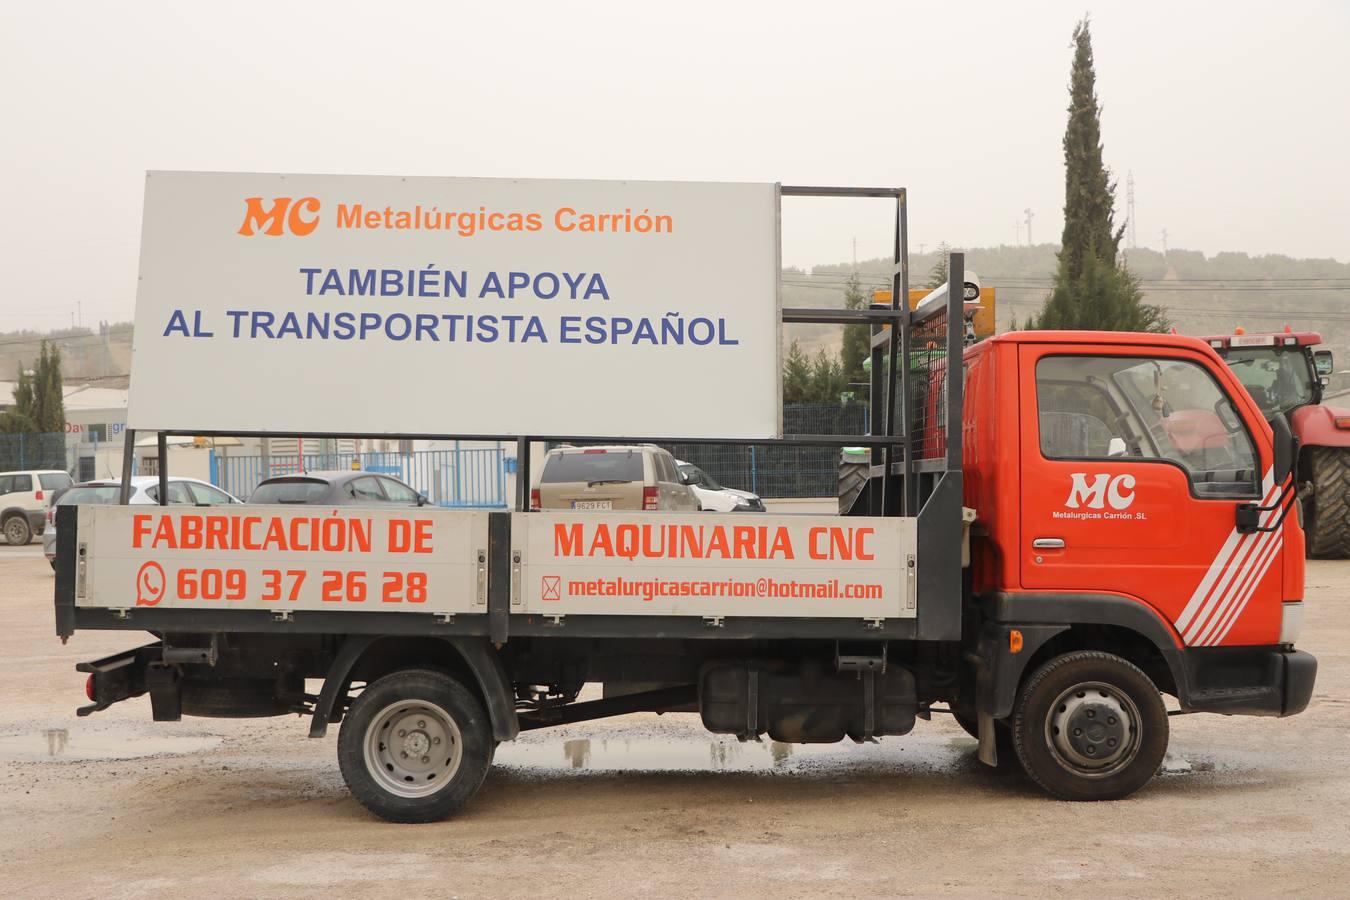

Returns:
1126,171,1137,250
918,242,926,256
1015,220,1022,246
852,237,857,271
1024,208,1035,246
1160,227,1169,257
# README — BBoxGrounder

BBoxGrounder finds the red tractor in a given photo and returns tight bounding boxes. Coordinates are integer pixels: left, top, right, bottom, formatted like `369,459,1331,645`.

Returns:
1203,328,1350,557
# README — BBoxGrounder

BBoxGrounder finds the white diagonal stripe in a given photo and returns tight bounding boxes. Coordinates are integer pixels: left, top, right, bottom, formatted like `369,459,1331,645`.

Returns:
1175,470,1275,641
1207,535,1284,646
1193,525,1278,645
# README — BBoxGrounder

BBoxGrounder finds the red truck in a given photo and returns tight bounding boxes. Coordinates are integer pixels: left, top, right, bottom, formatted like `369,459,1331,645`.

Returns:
56,192,1315,823
1200,329,1350,557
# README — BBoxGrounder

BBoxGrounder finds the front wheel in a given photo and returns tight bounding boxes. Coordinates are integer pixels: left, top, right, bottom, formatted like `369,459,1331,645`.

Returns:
338,669,492,823
1012,651,1168,801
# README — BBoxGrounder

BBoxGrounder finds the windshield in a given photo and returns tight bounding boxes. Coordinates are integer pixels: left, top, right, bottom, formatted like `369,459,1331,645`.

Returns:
58,486,122,505
1226,347,1314,415
249,479,330,504
678,464,723,490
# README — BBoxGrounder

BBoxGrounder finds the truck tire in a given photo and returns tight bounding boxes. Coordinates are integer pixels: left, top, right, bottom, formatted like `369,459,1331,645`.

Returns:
1011,651,1167,801
1307,447,1350,559
3,515,31,546
338,668,492,823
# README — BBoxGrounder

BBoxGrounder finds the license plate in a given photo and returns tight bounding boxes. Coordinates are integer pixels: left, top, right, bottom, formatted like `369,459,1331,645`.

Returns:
572,500,613,510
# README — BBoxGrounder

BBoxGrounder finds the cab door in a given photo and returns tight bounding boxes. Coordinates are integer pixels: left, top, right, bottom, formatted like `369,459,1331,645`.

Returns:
1018,343,1283,646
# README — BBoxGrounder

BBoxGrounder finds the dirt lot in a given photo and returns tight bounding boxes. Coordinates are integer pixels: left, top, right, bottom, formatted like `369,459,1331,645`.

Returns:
2,544,1347,898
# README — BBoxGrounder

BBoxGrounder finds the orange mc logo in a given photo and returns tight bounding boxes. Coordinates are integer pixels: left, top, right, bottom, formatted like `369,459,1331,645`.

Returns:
237,196,321,236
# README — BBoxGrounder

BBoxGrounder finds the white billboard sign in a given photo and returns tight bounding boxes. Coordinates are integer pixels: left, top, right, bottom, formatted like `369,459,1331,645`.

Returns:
127,172,781,438
512,511,916,619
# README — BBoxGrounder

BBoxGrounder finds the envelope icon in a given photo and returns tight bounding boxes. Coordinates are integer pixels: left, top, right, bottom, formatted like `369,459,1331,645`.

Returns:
541,576,561,601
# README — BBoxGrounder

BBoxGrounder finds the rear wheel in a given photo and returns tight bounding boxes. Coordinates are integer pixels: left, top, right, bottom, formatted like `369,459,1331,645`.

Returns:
3,515,31,546
1307,446,1350,558
338,669,492,823
1012,651,1168,801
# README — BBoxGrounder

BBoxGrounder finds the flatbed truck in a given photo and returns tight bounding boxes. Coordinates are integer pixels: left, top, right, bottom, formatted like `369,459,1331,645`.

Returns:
56,187,1316,822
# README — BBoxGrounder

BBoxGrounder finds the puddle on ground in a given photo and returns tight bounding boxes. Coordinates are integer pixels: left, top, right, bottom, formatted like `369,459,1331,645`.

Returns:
0,727,221,762
494,733,962,773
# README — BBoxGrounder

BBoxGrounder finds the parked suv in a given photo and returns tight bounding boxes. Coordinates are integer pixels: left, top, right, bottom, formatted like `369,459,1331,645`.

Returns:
532,445,700,511
1,469,73,545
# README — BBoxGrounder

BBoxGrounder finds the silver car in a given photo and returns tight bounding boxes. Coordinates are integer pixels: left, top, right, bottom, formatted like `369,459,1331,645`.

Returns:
43,476,240,569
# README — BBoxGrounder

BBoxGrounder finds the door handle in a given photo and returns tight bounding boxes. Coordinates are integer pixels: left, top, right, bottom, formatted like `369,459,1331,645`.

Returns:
1032,538,1065,549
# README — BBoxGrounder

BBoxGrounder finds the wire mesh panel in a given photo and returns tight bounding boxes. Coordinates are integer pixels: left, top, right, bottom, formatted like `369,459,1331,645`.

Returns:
0,433,69,472
907,305,951,461
665,402,869,499
215,447,507,507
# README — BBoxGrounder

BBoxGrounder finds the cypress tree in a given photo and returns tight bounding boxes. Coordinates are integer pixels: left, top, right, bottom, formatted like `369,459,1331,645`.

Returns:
840,273,870,390
783,340,813,403
1027,17,1168,332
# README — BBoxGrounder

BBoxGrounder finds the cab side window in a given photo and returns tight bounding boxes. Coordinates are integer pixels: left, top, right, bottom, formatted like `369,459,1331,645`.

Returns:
1036,355,1260,497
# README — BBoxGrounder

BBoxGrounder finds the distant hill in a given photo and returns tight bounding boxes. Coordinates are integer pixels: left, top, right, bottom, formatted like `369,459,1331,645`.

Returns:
0,323,132,382
791,245,1350,370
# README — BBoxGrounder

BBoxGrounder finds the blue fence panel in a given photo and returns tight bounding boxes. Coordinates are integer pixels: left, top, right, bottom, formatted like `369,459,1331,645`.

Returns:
215,447,507,507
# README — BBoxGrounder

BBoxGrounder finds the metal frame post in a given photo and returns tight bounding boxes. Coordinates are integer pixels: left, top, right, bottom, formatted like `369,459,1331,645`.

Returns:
157,432,168,505
894,194,913,516
119,429,136,504
515,436,532,511
946,253,965,473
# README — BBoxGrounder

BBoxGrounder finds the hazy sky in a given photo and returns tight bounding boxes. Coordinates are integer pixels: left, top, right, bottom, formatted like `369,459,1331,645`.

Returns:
2,0,1346,331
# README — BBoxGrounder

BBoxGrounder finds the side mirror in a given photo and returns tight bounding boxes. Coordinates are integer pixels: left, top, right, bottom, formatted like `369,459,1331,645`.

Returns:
1314,349,1334,378
681,471,702,486
1107,437,1128,458
417,493,430,507
1270,413,1296,485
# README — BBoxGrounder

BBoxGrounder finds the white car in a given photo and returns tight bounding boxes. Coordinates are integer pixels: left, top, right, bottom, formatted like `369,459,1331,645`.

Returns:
43,476,240,568
1,469,73,545
676,460,765,512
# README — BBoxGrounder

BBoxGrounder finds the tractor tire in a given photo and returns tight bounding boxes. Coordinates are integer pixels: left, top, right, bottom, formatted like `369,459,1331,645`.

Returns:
838,460,870,515
1308,447,1350,559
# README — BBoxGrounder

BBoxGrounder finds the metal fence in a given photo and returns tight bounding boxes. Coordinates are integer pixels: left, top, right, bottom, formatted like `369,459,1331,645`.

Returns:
214,447,508,507
0,432,68,472
665,402,869,499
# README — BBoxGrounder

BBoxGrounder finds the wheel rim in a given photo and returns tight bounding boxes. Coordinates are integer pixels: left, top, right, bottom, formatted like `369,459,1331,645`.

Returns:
1045,681,1142,778
5,519,26,543
363,699,463,798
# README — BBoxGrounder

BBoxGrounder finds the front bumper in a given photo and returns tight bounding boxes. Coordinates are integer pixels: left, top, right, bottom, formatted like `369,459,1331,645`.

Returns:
1179,646,1317,717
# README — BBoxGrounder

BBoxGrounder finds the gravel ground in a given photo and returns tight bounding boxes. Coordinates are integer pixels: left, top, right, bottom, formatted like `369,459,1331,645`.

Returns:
1,549,1347,898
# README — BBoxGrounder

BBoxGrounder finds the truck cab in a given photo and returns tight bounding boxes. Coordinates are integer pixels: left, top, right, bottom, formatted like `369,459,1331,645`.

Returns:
961,332,1312,773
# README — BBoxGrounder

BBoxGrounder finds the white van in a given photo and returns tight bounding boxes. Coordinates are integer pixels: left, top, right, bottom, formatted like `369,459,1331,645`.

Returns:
1,469,73,545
